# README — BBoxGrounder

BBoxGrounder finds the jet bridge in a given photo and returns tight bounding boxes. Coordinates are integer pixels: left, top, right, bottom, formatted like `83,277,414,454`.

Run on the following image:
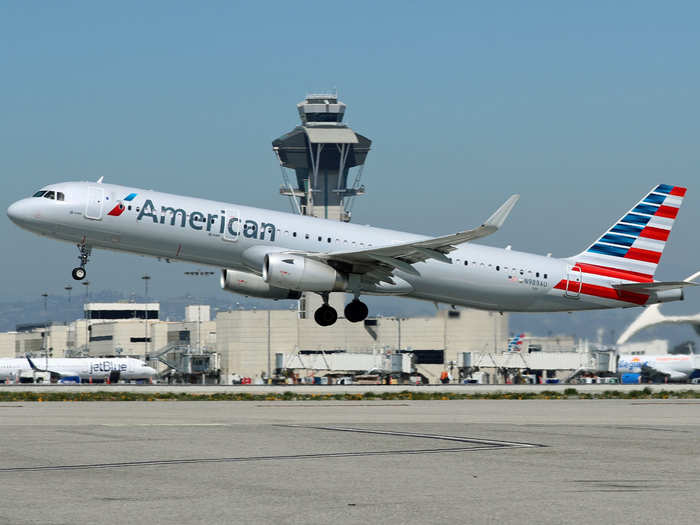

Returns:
276,350,412,375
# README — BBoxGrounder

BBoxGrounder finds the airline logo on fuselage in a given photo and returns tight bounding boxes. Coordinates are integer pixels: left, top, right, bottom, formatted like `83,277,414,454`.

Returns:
136,199,277,241
90,361,127,374
107,193,138,216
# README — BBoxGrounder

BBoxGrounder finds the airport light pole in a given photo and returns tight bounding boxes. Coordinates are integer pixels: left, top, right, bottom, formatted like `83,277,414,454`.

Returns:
41,293,48,313
82,281,90,355
389,317,405,351
65,285,72,303
141,274,151,361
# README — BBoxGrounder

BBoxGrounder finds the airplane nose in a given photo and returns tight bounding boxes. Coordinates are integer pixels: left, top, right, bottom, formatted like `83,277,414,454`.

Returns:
7,199,30,224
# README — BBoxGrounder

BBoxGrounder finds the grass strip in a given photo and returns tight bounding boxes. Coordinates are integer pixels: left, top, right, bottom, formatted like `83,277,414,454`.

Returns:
0,387,698,402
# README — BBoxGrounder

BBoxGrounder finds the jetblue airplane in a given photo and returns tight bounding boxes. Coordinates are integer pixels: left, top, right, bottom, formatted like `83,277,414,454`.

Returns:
0,356,156,383
7,181,696,326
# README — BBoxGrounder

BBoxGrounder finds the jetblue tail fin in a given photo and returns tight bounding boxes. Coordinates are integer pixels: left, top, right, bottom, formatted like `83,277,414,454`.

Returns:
572,184,686,281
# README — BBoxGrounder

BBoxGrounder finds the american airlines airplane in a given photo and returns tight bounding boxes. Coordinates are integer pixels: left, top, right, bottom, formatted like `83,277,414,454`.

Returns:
0,356,156,383
6,181,696,326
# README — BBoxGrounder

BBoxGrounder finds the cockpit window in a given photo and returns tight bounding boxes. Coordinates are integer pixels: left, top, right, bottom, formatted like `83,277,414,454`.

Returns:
56,192,65,201
43,191,55,200
33,191,46,197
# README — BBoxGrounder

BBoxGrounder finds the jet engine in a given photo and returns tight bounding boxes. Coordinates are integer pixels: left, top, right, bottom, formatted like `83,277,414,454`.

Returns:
220,269,301,300
263,253,347,292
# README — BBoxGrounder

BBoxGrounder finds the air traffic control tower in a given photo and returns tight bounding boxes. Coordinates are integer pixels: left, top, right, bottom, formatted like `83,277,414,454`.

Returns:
272,93,372,317
272,93,372,222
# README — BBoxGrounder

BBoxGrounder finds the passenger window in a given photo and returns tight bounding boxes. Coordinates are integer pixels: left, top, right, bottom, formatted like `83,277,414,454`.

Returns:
57,192,65,201
464,261,468,266
44,191,55,200
305,234,309,239
327,237,331,243
496,265,500,271
544,273,548,279
33,191,46,197
519,270,524,275
318,236,322,242
536,272,539,277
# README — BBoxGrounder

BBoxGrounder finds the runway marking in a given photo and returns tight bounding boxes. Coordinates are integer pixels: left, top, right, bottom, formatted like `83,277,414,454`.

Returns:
255,404,411,408
0,426,544,473
630,401,700,405
99,423,229,427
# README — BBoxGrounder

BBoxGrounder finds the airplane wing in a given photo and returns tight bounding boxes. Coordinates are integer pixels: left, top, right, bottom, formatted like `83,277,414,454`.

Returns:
612,281,700,293
643,365,689,380
303,194,519,280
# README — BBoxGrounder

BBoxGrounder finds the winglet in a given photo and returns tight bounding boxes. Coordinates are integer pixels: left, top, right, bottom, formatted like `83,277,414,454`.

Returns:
484,194,520,229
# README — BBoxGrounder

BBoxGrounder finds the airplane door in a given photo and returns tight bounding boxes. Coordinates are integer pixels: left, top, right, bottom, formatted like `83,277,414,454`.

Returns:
84,187,104,220
222,209,241,242
565,265,582,298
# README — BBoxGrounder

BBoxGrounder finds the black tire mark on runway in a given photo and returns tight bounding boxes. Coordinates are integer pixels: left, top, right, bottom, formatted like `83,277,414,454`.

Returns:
0,426,544,473
278,424,547,448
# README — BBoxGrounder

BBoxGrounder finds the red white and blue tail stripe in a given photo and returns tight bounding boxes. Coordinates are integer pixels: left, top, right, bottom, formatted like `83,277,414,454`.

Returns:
572,184,686,282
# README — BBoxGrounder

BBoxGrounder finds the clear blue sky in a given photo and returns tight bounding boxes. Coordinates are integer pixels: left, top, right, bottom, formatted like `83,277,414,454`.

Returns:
1,1,699,311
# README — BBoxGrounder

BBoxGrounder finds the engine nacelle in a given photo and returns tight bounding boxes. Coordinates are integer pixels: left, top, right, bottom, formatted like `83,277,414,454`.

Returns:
263,253,347,292
220,269,301,300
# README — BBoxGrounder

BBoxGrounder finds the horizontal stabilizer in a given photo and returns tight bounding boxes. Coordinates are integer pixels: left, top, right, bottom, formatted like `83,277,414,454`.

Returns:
612,281,699,293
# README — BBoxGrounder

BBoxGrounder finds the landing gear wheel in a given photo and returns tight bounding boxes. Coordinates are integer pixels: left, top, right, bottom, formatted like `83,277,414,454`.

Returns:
73,241,91,281
314,304,338,327
344,299,369,323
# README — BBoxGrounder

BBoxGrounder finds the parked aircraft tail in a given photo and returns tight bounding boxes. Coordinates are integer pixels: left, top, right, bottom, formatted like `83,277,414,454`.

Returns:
571,184,686,282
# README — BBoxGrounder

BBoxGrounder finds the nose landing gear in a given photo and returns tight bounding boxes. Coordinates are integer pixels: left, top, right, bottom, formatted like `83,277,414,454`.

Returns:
71,241,91,281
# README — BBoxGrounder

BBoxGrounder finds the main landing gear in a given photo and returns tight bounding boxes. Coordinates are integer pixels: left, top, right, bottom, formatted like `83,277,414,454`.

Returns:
71,241,91,281
314,293,338,327
344,298,369,323
313,294,369,326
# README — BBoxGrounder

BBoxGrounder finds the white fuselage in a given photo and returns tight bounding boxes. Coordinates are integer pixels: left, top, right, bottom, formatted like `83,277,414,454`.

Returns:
0,357,156,381
617,354,695,380
6,181,671,312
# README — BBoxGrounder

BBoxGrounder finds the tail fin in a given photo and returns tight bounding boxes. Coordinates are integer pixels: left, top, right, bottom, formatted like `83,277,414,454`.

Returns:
572,184,686,281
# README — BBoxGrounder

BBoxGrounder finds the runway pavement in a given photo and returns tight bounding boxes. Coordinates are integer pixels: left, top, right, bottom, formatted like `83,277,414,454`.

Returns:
1,400,698,524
